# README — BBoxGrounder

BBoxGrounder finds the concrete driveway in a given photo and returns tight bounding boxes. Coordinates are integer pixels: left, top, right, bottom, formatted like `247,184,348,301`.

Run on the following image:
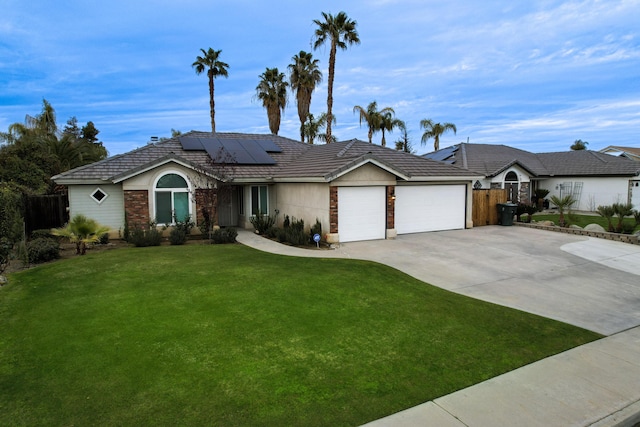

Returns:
238,226,640,335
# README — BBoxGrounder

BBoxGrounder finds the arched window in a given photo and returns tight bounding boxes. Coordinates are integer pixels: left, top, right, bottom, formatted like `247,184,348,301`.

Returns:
155,173,190,224
505,171,518,182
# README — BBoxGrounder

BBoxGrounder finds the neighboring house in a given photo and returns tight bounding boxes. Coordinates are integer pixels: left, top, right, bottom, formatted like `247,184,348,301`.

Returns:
53,132,480,243
599,146,640,162
424,143,640,211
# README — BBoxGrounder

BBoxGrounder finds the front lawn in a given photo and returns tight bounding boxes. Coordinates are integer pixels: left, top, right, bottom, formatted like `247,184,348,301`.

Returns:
0,245,601,426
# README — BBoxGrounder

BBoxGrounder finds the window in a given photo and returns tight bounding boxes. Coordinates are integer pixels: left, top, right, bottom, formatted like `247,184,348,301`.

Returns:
238,186,245,215
90,187,108,204
155,173,190,224
251,185,268,215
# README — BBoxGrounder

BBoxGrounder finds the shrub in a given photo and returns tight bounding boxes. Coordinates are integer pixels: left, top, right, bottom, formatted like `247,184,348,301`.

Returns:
250,210,276,234
169,228,187,245
210,228,237,244
621,222,636,235
310,219,322,242
0,237,12,274
283,217,307,246
128,224,162,247
27,238,60,264
98,233,109,245
0,183,24,245
264,226,279,239
31,229,54,240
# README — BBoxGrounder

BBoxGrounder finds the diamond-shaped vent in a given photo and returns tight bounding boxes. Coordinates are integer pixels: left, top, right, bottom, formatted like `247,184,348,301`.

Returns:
91,188,108,204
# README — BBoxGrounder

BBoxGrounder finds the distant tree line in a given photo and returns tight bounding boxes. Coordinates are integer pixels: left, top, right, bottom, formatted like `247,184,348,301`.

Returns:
0,99,107,195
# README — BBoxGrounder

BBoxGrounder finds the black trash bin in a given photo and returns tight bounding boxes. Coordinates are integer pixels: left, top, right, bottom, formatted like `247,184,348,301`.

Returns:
497,203,518,226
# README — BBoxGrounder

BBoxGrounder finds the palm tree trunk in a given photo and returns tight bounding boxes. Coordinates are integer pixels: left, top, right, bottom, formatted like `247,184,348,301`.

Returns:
208,70,216,133
381,129,386,147
326,41,337,143
297,90,310,142
434,136,439,151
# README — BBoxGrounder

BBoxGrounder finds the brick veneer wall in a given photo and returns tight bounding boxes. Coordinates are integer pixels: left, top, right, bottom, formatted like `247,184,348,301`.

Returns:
124,190,149,228
386,186,395,229
329,186,338,233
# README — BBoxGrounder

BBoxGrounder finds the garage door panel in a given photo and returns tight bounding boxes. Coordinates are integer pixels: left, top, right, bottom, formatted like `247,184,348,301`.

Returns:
338,187,386,242
396,185,465,234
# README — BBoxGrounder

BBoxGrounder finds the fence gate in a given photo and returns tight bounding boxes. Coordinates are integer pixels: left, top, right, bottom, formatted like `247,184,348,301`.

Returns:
472,189,507,226
23,194,69,236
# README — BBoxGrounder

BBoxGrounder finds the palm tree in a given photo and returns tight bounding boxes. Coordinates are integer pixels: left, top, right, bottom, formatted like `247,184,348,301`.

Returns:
612,202,634,232
313,11,360,143
288,51,322,142
256,68,288,135
596,205,615,232
379,110,403,147
51,214,110,255
192,48,229,133
394,121,413,153
302,112,335,144
570,139,589,150
352,101,392,144
420,119,457,151
549,195,576,227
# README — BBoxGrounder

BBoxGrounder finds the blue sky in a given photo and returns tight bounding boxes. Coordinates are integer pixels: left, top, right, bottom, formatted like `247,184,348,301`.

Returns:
1,0,639,156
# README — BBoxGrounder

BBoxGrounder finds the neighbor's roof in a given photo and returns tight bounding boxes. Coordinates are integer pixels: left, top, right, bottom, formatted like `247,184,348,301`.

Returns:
599,145,640,161
53,131,478,184
424,143,640,178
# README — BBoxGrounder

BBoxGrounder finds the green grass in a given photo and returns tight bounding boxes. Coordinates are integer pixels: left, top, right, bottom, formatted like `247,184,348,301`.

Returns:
0,245,601,426
530,212,639,231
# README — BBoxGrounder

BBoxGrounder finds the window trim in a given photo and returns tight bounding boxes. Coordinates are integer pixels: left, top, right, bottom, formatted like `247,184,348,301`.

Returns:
250,185,268,216
90,187,109,205
152,171,192,225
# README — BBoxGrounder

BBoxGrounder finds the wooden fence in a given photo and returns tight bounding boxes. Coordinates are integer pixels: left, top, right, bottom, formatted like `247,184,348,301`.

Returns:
472,189,507,226
23,194,69,236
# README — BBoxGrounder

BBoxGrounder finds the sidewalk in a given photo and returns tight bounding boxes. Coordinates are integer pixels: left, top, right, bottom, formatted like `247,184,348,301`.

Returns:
362,327,640,427
236,229,640,426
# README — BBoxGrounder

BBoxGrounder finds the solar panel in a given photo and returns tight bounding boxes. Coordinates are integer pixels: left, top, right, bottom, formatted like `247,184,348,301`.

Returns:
256,137,282,153
179,135,278,164
424,145,458,162
178,136,204,151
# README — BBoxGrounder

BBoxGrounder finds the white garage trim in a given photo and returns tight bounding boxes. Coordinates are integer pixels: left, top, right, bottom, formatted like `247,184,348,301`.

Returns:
395,185,466,234
338,186,386,242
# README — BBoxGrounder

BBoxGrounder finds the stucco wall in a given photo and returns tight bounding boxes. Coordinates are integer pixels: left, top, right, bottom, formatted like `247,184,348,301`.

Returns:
331,163,396,186
541,177,630,211
274,182,330,232
68,184,125,232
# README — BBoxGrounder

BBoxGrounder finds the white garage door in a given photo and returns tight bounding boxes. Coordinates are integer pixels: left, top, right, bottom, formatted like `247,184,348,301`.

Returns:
395,185,466,234
338,186,386,242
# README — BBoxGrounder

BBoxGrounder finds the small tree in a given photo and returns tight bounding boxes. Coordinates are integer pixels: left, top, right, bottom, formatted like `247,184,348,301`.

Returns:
51,214,110,255
596,205,615,232
612,202,633,233
549,195,576,227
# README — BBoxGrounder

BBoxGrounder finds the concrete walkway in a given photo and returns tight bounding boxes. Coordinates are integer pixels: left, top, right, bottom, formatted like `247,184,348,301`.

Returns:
236,228,640,426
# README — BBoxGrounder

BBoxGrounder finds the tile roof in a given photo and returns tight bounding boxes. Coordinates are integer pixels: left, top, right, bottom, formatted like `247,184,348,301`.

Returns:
53,132,477,184
424,143,640,177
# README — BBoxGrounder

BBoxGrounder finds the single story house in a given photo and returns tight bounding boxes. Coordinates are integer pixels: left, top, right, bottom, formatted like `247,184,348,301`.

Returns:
53,132,480,243
424,143,640,211
599,146,640,162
